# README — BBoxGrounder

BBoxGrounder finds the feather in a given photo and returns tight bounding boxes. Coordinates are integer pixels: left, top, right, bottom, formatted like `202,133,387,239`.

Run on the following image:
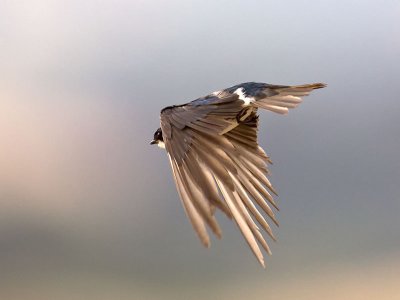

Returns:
168,154,210,247
216,176,265,268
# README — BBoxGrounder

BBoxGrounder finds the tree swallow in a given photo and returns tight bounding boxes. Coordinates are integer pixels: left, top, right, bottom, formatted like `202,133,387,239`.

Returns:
151,82,326,267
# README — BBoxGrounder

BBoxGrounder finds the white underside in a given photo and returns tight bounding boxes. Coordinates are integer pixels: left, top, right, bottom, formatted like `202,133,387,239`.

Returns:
157,141,166,149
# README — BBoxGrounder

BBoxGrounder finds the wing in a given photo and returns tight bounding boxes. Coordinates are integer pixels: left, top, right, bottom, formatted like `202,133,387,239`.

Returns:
226,82,326,114
160,82,325,267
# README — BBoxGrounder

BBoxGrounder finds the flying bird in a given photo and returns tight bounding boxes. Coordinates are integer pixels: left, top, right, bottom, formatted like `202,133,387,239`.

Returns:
151,81,326,267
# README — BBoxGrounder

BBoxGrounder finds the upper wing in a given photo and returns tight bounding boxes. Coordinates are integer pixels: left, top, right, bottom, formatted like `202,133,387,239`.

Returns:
160,82,325,267
226,82,326,114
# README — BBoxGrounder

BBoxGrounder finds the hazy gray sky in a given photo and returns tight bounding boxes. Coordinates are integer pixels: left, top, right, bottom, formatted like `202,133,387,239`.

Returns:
1,1,400,299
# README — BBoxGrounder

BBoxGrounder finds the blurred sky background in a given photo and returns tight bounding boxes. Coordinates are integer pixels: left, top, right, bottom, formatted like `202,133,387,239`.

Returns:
1,0,400,299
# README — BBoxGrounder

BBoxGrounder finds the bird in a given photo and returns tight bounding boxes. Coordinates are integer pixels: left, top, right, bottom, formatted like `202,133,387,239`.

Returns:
151,81,326,267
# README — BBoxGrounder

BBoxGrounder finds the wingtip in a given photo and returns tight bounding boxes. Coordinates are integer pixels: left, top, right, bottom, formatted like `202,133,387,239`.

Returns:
296,82,327,89
312,82,327,89
260,258,266,268
269,230,277,242
214,229,223,240
202,239,211,248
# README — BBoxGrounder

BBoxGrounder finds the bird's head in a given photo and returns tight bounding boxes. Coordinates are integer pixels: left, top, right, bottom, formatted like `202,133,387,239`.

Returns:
150,128,165,149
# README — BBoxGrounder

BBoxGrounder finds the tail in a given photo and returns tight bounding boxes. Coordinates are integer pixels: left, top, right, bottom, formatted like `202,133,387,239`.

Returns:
253,83,326,114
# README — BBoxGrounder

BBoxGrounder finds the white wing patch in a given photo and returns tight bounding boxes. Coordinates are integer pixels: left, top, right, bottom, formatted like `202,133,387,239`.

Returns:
234,88,255,106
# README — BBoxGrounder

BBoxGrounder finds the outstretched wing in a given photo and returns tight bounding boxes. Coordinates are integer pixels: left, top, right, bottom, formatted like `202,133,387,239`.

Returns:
160,82,325,267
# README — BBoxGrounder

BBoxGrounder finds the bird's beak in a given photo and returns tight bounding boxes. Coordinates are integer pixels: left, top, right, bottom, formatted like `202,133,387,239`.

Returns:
150,140,157,145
